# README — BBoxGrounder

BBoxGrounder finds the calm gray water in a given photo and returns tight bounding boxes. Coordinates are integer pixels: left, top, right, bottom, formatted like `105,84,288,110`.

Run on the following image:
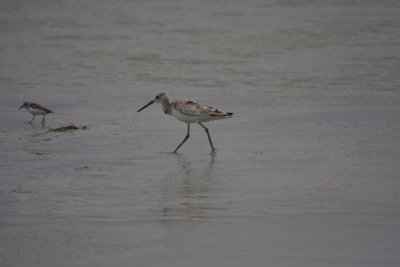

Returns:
1,0,400,266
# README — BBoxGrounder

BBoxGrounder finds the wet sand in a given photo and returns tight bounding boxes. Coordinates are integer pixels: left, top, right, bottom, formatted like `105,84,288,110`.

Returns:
1,0,400,266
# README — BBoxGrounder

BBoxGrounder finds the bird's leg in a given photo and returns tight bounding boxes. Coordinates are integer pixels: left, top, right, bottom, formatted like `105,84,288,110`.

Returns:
198,122,216,154
29,115,35,124
41,115,45,126
173,123,190,153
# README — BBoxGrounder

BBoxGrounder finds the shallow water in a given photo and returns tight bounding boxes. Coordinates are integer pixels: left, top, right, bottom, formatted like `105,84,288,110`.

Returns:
1,0,400,266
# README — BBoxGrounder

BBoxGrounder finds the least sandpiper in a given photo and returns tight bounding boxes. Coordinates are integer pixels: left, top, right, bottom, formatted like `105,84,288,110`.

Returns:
19,101,54,126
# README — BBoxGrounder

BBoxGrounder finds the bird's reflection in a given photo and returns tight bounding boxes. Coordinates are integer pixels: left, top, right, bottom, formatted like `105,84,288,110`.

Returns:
160,154,220,223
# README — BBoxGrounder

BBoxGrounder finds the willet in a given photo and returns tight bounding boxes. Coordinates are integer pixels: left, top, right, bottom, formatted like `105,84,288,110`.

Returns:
19,102,54,126
137,92,233,154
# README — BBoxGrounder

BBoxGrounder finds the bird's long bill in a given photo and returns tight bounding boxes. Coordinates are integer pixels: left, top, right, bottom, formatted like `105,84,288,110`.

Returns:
137,99,154,112
19,104,25,110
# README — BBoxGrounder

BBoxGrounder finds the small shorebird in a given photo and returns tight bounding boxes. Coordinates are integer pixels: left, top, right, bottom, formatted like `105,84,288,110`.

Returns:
19,101,54,126
137,92,233,154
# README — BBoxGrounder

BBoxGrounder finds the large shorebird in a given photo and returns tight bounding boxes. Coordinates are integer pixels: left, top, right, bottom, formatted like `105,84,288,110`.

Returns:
19,102,54,126
137,92,233,154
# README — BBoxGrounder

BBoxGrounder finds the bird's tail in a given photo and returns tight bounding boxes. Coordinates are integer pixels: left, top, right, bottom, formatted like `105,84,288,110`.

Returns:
210,112,233,118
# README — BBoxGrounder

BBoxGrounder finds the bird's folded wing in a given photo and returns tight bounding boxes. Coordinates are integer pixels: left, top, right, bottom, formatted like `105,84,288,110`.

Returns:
174,99,229,117
173,100,205,116
30,103,52,112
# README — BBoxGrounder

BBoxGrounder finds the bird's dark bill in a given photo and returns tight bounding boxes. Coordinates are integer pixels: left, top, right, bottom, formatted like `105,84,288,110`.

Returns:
137,100,154,112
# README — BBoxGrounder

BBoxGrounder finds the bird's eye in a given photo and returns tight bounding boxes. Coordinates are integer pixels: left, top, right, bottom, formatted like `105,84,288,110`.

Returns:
155,95,160,99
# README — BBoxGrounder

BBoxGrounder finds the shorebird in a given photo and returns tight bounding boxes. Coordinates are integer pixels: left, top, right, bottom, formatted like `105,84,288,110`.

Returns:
19,102,54,126
137,92,233,154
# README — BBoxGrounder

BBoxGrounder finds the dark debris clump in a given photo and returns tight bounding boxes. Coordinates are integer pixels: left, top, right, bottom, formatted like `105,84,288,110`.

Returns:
49,124,87,132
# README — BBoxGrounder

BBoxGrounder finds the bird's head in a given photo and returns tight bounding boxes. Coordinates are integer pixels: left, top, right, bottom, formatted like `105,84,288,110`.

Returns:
19,102,30,110
137,92,167,112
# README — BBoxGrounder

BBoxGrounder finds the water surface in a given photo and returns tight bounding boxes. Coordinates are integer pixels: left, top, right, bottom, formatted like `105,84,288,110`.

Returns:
1,0,400,266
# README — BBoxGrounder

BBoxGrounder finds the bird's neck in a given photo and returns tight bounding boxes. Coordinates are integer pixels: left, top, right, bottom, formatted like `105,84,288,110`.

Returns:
161,98,172,115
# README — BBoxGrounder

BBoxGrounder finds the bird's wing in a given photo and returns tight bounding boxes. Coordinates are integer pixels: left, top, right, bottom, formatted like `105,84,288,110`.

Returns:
201,104,231,116
174,99,231,117
30,103,53,113
173,99,205,116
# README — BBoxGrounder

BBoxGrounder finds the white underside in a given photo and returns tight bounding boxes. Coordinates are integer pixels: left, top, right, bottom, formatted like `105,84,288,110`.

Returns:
170,107,223,123
26,107,47,116
171,110,200,123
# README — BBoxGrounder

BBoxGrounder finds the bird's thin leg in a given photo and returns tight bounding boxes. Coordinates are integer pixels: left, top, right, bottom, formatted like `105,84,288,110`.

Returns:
41,115,45,126
29,115,35,124
198,122,216,154
173,123,190,153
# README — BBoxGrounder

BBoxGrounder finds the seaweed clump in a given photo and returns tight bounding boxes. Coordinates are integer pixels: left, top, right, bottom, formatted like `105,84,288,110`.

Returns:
49,124,87,132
